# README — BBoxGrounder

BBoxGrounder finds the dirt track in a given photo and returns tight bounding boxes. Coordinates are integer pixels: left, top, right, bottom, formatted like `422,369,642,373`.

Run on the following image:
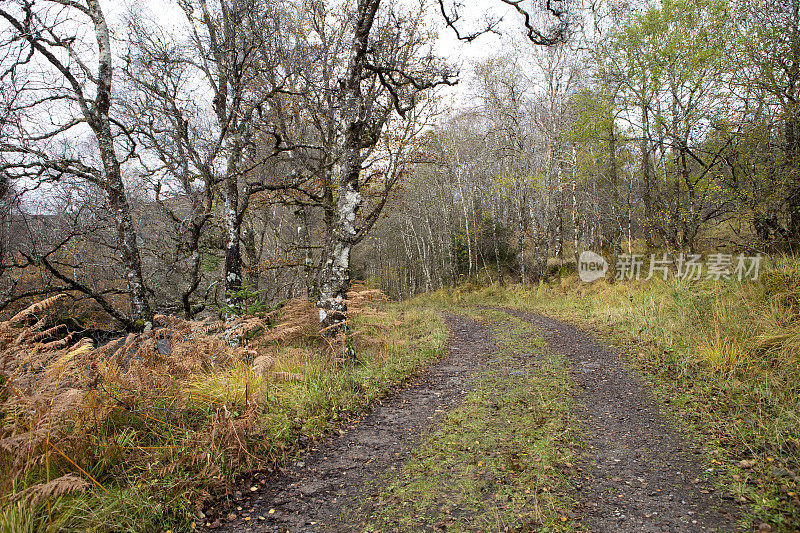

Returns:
208,314,493,532
206,309,742,532
503,309,740,532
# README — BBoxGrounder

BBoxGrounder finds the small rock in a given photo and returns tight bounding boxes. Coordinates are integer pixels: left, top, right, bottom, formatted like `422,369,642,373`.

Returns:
771,467,793,478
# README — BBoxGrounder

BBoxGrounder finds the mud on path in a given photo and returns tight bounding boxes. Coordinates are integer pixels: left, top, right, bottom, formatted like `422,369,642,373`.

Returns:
503,308,742,532
208,309,743,532
208,314,495,532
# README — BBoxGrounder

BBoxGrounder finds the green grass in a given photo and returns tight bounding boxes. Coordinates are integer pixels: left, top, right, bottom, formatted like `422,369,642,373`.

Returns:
363,308,577,532
0,303,447,532
413,257,800,530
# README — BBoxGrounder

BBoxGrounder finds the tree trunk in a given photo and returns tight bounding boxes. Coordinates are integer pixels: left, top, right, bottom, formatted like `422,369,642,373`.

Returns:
455,167,474,279
641,102,654,247
182,224,203,319
517,190,526,284
223,151,243,312
554,161,564,260
490,196,503,286
295,207,316,299
88,0,152,328
572,146,580,266
607,121,620,282
104,173,153,328
317,0,381,332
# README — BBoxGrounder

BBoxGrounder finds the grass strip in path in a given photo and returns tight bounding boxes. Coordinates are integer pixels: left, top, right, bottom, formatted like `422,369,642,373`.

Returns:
361,308,578,532
502,308,742,532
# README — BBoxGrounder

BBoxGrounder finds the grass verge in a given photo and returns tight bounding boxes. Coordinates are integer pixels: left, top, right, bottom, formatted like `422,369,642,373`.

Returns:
363,308,577,532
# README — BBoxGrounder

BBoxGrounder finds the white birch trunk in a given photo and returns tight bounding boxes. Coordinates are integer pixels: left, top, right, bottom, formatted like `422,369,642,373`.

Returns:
88,0,152,329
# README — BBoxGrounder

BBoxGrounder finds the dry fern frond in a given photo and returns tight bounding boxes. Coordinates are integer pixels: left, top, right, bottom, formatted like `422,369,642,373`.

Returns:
46,343,84,375
0,428,50,454
252,355,275,374
282,347,313,361
48,388,85,418
39,332,76,352
8,294,66,325
271,371,303,383
14,474,89,504
28,324,68,344
255,299,317,345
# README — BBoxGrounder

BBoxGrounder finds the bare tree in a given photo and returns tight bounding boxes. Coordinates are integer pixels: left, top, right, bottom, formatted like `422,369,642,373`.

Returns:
291,0,455,331
120,0,308,316
0,0,153,328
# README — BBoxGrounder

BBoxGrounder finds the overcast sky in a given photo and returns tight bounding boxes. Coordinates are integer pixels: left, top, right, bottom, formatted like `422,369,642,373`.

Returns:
100,0,532,108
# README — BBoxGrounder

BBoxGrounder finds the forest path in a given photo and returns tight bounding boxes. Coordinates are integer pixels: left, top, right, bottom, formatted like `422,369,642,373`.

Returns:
206,308,741,532
501,308,741,532
207,314,494,532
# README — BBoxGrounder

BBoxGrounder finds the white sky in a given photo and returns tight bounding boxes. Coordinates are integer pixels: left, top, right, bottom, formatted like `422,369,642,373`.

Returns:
431,1,532,107
100,0,535,109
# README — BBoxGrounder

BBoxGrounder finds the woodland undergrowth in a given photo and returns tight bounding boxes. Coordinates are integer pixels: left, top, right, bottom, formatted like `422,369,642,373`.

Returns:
0,284,445,531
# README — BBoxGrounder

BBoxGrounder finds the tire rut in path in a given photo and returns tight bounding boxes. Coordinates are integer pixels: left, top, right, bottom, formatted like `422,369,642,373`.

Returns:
503,308,742,532
208,314,494,532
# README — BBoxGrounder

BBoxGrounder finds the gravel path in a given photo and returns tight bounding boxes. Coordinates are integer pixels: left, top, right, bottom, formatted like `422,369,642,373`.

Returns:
503,308,741,532
205,308,743,532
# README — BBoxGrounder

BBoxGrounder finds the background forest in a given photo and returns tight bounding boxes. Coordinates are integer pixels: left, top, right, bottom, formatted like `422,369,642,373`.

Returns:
366,0,800,297
1,0,797,327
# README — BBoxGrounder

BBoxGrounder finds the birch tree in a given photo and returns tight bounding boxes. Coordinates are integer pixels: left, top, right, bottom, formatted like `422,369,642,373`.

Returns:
0,0,153,329
311,0,454,330
122,0,307,316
